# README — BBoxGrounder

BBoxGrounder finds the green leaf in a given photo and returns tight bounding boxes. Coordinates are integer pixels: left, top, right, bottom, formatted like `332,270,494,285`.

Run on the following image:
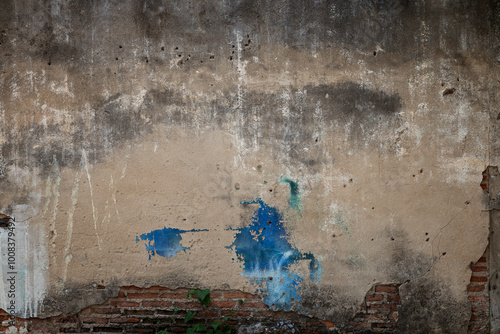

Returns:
221,317,228,322
207,331,214,334
187,289,196,299
211,320,220,330
238,299,244,305
194,323,207,331
173,307,179,313
196,289,211,306
228,311,234,315
187,328,195,334
185,310,196,323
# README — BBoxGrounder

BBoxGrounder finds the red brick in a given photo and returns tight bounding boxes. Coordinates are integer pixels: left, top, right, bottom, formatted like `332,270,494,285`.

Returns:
477,257,487,263
127,293,158,299
391,312,398,320
365,295,383,302
470,276,488,283
111,301,139,307
467,285,485,292
210,291,223,300
211,301,236,308
89,307,121,315
172,302,200,309
110,318,140,323
116,291,126,298
364,314,383,320
224,291,246,299
471,266,487,272
369,303,398,311
375,285,398,293
159,291,190,299
142,301,173,308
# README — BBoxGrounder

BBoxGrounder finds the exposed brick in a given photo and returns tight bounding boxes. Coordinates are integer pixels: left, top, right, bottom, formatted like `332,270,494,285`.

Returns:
142,301,173,308
471,266,488,272
365,295,383,302
368,303,398,311
159,291,190,299
477,256,487,263
224,291,246,299
470,276,488,282
374,285,398,293
210,301,237,308
467,285,485,292
127,293,159,299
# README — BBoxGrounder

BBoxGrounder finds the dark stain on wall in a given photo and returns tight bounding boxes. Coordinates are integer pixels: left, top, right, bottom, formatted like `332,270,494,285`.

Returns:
398,278,469,333
0,83,401,181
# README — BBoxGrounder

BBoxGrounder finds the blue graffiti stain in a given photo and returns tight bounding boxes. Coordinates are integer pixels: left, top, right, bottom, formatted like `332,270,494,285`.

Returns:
138,227,208,260
228,199,321,311
280,178,300,211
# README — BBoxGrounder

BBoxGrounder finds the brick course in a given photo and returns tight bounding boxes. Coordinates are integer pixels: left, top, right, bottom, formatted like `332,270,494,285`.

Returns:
0,271,489,334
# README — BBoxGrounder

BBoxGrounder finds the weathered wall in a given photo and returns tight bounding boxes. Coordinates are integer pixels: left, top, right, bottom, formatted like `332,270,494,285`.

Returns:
0,0,499,332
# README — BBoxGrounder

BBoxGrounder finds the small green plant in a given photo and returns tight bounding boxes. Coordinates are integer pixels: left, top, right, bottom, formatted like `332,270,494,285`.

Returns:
156,288,231,334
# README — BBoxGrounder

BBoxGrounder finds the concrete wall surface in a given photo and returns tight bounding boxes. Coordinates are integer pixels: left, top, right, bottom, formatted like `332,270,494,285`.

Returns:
0,0,499,333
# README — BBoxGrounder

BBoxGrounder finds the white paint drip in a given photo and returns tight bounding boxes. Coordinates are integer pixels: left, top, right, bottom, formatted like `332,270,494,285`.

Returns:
0,206,49,318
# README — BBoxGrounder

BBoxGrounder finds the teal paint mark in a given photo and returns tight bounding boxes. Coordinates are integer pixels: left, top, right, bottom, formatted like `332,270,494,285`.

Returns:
280,178,300,211
138,227,208,260
227,199,321,311
335,213,349,233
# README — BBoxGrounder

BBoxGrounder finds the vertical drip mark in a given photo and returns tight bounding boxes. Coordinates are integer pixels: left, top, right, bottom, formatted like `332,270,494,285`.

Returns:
82,150,102,250
62,153,84,282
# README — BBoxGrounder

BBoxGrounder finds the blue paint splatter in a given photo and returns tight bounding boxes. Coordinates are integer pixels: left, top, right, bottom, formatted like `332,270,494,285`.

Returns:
280,178,300,211
228,199,321,311
138,227,208,260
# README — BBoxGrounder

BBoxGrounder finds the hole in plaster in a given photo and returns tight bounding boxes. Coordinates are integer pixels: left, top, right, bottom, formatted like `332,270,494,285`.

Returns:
119,45,122,48
373,51,377,56
443,88,456,96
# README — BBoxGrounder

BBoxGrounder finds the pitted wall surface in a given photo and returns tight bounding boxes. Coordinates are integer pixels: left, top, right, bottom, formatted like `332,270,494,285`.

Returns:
0,0,498,332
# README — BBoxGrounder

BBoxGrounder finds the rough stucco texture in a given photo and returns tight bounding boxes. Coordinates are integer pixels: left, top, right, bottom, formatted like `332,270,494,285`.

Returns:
0,0,499,333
